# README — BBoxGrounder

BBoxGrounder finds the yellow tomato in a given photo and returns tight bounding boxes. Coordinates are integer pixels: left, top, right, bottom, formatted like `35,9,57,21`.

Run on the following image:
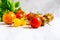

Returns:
13,18,21,27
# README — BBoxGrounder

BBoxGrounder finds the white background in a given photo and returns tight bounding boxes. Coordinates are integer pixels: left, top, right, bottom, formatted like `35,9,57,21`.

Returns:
20,0,60,17
0,0,60,40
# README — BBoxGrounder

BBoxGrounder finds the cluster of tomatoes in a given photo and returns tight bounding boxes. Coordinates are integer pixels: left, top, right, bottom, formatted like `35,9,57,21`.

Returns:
2,9,54,28
26,12,54,28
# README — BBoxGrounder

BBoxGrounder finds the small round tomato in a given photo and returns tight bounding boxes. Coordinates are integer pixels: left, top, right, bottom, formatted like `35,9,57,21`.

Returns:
26,12,34,20
3,12,16,25
13,18,21,27
16,10,26,19
8,12,16,20
43,13,54,22
30,16,42,28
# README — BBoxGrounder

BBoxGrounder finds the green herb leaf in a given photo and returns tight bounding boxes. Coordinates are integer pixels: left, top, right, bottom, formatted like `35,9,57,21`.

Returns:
15,2,20,8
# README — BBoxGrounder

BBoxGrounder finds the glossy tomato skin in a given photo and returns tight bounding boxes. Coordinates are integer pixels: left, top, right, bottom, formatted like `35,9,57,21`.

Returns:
16,13,23,19
43,13,54,22
30,16,42,28
16,10,26,19
26,12,34,20
3,12,16,25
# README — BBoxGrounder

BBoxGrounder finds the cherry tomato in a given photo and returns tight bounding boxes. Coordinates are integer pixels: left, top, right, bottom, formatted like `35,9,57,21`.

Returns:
3,12,16,25
26,12,34,20
43,13,54,22
30,16,42,28
16,10,26,19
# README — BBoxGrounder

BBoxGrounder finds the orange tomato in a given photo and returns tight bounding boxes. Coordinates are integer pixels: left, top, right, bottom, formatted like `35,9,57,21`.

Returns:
3,12,16,25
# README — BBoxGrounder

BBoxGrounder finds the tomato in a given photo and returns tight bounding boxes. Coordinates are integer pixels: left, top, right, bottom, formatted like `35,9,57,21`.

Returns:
13,18,21,27
16,10,26,19
43,13,54,22
3,12,16,25
8,12,16,20
12,17,27,27
26,12,34,20
30,16,42,28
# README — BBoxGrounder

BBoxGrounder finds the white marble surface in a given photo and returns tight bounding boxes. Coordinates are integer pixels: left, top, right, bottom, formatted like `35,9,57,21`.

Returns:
0,17,60,40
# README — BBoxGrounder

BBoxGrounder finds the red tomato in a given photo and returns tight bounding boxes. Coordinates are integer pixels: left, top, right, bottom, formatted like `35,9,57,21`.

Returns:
16,10,26,19
26,12,34,20
30,16,42,28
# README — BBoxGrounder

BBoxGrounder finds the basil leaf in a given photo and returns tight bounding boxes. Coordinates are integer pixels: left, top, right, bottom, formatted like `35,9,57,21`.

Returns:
15,2,20,8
